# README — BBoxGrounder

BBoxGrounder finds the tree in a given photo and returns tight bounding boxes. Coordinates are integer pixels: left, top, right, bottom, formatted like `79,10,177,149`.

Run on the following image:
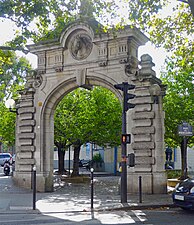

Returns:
161,44,194,178
0,50,31,148
54,86,122,176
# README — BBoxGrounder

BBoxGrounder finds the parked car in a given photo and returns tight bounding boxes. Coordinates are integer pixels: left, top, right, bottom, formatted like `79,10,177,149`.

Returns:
79,159,91,170
0,153,12,166
172,177,194,210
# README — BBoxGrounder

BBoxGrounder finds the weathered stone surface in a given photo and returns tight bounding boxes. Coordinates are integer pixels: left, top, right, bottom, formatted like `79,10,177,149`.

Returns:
19,139,33,146
134,96,152,104
133,119,152,127
20,126,33,133
132,142,155,150
18,133,35,139
20,145,35,152
18,107,35,114
135,156,155,165
19,120,36,127
134,104,152,112
134,134,151,142
19,100,33,108
17,158,35,165
17,152,32,159
19,113,34,120
132,126,155,135
132,111,155,120
134,150,152,156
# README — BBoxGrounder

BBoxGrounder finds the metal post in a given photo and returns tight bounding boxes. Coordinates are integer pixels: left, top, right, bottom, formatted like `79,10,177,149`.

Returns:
121,103,127,203
32,165,36,210
183,136,187,179
90,167,94,210
139,176,142,203
68,146,71,176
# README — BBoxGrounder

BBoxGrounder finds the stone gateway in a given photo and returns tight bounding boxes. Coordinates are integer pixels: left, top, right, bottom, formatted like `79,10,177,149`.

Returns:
13,19,167,194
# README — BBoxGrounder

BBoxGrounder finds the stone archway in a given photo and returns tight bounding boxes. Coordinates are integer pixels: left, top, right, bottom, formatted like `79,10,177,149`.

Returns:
13,19,167,193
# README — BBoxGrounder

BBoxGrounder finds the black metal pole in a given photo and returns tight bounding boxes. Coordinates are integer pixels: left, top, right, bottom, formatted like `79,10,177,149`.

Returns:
139,176,142,203
68,145,71,176
32,166,36,210
183,136,187,179
91,168,94,210
121,84,127,203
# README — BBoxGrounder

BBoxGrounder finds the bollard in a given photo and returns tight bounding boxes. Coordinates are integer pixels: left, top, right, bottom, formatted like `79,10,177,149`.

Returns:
32,165,36,210
139,176,142,203
90,167,94,210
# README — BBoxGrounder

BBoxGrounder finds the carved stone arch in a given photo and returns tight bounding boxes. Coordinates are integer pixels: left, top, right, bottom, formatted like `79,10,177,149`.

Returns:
14,19,167,194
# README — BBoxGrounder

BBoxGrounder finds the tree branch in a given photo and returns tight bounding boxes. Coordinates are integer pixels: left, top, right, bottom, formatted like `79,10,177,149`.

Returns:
0,46,29,54
178,0,194,17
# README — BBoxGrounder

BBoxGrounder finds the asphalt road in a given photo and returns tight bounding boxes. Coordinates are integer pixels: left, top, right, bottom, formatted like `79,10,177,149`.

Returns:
0,208,194,225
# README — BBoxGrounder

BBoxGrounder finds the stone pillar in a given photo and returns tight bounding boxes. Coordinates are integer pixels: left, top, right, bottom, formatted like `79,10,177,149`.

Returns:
13,73,36,189
127,54,167,194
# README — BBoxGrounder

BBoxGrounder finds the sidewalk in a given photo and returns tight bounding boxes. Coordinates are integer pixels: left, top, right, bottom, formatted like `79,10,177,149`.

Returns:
0,174,175,214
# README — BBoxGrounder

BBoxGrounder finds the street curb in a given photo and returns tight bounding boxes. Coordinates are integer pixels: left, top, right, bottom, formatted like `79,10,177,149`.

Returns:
96,203,177,212
0,204,177,215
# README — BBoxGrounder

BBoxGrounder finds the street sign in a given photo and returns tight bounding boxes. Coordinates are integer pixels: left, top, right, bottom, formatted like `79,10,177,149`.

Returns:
178,122,193,137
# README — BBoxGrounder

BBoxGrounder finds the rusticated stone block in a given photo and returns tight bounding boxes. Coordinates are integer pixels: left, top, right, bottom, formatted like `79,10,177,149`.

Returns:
20,126,33,133
133,119,152,127
132,111,155,120
135,104,152,112
134,150,152,156
132,126,155,135
134,134,151,142
19,113,34,120
19,120,36,127
19,139,33,146
20,146,35,152
17,152,32,159
19,100,33,107
132,142,155,150
135,156,155,165
134,164,152,172
17,158,35,165
134,96,152,104
18,133,35,139
18,107,36,114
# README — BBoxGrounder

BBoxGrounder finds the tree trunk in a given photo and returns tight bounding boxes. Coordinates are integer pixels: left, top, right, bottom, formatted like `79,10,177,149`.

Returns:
58,146,66,174
71,144,81,177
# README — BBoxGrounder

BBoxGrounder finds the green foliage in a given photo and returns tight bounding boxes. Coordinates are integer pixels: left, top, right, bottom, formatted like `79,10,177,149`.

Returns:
93,153,103,162
0,50,31,146
166,170,181,179
161,44,194,147
54,86,122,149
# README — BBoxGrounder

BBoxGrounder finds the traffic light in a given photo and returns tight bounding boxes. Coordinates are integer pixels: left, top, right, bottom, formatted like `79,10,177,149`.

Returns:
121,134,131,144
127,153,135,167
114,82,135,112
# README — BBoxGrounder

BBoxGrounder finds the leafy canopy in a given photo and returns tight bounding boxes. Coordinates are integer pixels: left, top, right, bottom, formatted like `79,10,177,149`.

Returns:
54,86,122,148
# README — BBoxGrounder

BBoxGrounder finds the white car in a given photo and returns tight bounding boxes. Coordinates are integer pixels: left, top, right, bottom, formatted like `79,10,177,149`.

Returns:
0,153,12,166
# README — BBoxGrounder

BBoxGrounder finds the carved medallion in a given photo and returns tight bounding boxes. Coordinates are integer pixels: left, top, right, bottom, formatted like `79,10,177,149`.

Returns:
70,33,93,60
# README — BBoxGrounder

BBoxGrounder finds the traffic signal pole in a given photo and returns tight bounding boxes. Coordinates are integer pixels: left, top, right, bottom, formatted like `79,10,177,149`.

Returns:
121,106,127,203
114,82,135,204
